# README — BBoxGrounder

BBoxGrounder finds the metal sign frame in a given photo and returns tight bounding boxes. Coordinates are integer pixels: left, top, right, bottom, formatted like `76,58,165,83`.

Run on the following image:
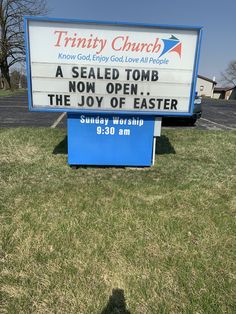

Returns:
24,16,202,116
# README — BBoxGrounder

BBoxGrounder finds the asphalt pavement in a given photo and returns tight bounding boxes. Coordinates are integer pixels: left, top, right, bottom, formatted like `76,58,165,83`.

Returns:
0,92,235,130
198,99,236,130
0,93,61,128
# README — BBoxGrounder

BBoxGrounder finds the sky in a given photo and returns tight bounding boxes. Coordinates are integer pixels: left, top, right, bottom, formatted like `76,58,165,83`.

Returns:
47,0,236,86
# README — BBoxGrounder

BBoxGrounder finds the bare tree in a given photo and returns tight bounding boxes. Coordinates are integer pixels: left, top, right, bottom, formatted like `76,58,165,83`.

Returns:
0,0,48,89
221,60,236,87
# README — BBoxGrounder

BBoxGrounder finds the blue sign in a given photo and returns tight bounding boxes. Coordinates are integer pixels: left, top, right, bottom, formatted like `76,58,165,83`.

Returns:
67,113,155,166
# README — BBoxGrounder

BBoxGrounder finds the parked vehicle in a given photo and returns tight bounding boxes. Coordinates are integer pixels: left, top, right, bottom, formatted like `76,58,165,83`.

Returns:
189,95,202,125
162,94,202,126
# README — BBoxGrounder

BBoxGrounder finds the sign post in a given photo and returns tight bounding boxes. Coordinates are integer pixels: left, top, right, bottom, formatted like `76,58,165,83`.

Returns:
24,17,202,166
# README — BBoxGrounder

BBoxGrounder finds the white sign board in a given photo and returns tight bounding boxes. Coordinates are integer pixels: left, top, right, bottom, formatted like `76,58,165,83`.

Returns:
25,17,202,115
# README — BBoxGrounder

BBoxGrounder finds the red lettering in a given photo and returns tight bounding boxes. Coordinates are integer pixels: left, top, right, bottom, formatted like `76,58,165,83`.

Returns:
152,38,161,53
112,36,124,51
54,30,68,47
123,36,132,51
146,43,153,53
111,36,161,54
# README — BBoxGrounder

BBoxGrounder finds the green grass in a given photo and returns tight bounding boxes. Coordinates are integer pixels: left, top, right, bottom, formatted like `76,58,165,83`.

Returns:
0,128,235,313
0,89,27,97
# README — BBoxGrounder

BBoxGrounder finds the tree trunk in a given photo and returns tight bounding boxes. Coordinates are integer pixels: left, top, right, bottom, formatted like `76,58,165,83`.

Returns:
0,63,11,90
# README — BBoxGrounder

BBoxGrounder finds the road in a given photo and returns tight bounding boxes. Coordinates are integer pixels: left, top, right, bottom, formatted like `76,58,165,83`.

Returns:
0,92,235,130
198,99,236,130
0,93,63,128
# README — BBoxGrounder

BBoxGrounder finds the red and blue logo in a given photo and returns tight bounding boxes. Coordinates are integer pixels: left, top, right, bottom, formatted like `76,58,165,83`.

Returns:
159,35,182,58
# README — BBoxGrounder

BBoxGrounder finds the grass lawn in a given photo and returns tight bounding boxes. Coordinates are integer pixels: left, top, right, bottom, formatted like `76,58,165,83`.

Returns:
0,128,235,313
0,89,27,97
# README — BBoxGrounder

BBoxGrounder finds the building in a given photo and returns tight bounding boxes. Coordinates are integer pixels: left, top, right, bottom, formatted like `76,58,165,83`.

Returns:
213,86,236,100
196,75,217,98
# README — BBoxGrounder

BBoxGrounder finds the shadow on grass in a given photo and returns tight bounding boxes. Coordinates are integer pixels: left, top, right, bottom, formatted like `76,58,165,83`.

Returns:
155,135,176,155
53,136,67,155
101,289,131,314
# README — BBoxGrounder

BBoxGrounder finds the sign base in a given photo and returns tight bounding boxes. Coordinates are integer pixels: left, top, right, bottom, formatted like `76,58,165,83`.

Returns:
67,113,155,167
